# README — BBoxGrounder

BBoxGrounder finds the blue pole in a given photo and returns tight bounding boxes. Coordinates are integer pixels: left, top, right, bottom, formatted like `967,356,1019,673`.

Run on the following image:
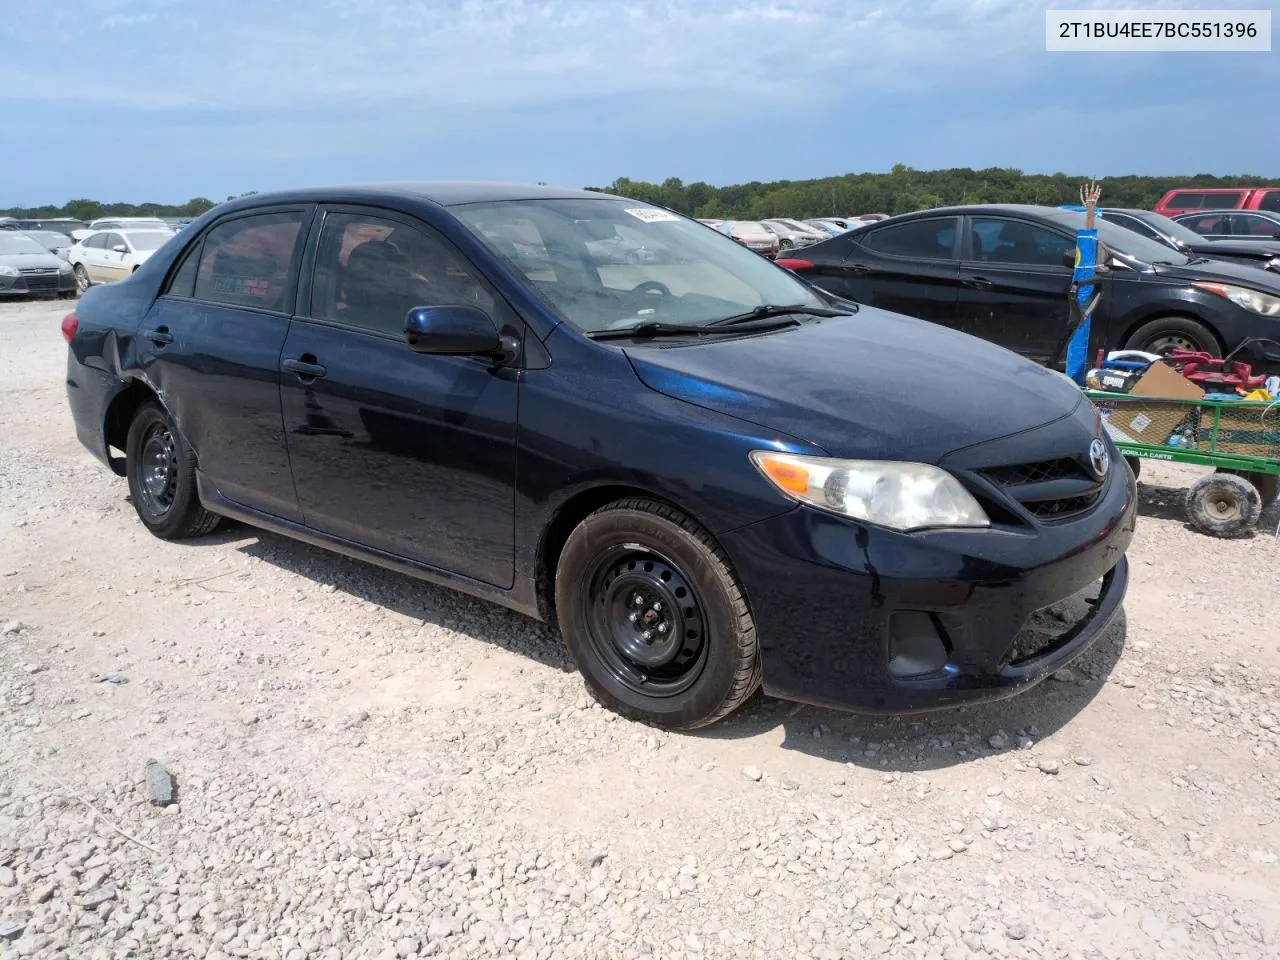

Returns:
1066,228,1098,384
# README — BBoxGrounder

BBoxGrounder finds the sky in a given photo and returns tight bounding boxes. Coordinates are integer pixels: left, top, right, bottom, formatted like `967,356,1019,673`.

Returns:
2,0,1277,206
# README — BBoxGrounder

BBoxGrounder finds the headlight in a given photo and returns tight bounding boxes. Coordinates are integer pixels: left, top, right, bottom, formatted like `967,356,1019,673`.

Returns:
59,261,73,274
0,265,18,277
750,451,990,531
1195,282,1280,317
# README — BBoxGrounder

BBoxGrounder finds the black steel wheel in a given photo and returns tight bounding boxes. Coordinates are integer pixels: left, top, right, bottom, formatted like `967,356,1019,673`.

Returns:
125,400,222,539
556,498,760,729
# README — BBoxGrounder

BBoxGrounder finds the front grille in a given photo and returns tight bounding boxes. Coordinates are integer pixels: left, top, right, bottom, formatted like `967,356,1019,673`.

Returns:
980,455,1103,522
19,268,60,292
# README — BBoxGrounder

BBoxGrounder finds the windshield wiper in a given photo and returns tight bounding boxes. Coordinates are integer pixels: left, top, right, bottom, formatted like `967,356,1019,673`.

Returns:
587,317,800,341
708,303,854,327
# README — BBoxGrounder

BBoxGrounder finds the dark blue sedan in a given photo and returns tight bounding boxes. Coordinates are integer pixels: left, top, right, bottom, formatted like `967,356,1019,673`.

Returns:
63,183,1135,728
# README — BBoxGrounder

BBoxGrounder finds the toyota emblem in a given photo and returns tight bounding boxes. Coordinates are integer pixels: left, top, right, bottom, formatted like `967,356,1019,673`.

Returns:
1089,438,1110,480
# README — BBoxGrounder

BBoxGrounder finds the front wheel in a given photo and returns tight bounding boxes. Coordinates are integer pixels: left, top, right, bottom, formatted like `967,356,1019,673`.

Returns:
73,264,91,293
1124,316,1217,357
125,400,222,539
555,498,760,729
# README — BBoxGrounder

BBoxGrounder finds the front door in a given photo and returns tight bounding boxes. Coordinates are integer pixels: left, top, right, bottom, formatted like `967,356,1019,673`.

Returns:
101,233,132,281
135,207,312,521
278,207,519,589
954,216,1079,363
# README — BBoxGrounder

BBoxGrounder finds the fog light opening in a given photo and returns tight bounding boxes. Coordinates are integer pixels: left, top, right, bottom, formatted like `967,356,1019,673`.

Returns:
888,612,950,679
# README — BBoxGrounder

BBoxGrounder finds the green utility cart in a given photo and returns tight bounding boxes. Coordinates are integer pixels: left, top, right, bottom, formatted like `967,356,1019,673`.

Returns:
1086,391,1280,538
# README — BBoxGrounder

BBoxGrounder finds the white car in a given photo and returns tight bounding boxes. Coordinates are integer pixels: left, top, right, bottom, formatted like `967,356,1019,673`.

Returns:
71,217,171,242
68,228,174,290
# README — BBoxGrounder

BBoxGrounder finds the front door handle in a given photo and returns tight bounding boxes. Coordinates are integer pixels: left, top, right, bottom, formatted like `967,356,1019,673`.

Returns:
283,357,327,380
963,276,993,290
144,326,173,346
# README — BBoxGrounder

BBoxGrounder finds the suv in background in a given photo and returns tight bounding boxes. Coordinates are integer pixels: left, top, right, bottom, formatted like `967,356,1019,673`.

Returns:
1155,187,1280,217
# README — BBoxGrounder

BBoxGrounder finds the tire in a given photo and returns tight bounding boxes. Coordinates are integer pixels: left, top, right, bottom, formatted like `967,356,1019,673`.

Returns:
1185,473,1260,538
779,238,794,251
554,498,760,730
1124,456,1142,481
125,400,222,540
1216,468,1278,506
73,264,91,293
1124,316,1218,357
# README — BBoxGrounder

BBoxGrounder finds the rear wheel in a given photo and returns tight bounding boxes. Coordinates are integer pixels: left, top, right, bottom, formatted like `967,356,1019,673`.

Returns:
1124,316,1217,357
73,264,91,293
125,400,222,539
555,498,760,729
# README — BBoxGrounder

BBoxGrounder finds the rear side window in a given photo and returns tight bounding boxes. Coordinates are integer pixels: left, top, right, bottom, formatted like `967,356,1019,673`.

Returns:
192,212,305,312
1168,191,1246,210
1258,191,1280,213
164,242,201,298
862,218,958,259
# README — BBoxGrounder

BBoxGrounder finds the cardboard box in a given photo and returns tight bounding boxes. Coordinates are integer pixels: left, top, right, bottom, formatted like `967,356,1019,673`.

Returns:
1105,362,1204,444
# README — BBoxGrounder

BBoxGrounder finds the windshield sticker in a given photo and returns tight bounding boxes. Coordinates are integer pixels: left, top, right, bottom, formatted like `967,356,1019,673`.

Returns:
624,207,680,223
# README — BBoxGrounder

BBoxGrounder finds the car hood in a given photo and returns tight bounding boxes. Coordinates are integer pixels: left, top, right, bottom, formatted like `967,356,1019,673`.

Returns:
1190,239,1280,258
0,251,66,270
623,309,1086,463
1148,257,1280,291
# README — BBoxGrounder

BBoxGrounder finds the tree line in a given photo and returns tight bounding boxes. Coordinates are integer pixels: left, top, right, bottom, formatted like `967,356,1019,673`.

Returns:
6,167,1274,222
585,165,1275,219
0,193,257,221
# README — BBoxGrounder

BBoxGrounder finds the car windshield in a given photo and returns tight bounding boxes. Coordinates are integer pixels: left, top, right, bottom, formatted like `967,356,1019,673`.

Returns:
22,231,67,249
125,231,172,251
454,197,826,333
1047,210,1190,265
0,234,48,255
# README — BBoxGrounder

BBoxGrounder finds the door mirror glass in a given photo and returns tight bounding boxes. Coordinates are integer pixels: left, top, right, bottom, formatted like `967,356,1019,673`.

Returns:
112,244,128,253
404,305,500,355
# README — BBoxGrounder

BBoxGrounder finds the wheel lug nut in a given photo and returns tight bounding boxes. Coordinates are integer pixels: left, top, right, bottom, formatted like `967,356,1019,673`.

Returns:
641,630,653,641
652,601,663,611
633,594,644,606
657,624,667,634
628,612,639,623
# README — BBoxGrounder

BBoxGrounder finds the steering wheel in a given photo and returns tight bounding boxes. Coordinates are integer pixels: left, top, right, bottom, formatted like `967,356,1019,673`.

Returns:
598,281,675,330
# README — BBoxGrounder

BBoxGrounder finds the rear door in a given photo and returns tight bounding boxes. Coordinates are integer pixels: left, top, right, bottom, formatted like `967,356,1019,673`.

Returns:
954,215,1079,362
826,216,962,322
135,206,312,521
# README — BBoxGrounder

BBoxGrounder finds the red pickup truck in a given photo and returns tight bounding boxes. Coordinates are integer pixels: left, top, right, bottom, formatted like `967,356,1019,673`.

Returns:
1154,186,1280,216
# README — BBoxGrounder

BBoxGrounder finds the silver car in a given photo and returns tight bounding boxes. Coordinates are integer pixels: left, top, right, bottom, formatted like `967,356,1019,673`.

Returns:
0,232,78,299
715,220,781,258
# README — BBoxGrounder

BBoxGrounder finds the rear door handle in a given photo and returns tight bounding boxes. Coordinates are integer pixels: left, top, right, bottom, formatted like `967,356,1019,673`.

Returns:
282,357,327,380
144,326,173,346
963,276,993,290
847,263,870,274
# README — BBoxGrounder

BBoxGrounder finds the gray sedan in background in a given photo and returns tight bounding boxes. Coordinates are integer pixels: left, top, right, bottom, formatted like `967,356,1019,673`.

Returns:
0,232,78,299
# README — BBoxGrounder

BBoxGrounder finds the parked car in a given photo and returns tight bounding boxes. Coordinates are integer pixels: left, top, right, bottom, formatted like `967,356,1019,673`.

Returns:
714,220,780,257
760,219,822,250
71,217,172,242
856,213,891,222
62,182,1134,729
18,229,74,260
802,219,846,237
776,203,1280,367
0,232,77,299
68,228,176,290
1101,208,1280,272
0,217,88,238
1154,187,1280,217
1172,209,1280,242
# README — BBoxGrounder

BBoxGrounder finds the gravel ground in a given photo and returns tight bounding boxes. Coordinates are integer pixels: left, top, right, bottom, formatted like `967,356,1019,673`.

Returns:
2,298,1279,960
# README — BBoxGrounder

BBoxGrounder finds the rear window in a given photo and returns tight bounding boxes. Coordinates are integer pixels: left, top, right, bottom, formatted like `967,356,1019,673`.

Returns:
191,212,305,312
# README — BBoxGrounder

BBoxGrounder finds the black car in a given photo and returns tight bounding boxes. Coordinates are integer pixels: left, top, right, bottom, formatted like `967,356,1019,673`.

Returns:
1173,209,1280,242
1101,208,1280,273
779,204,1280,364
63,183,1134,729
0,217,88,238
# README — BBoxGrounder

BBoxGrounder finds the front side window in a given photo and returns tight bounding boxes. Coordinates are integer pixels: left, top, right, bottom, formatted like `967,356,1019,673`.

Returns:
454,197,826,334
126,231,172,252
1178,214,1227,235
970,218,1073,267
863,218,959,259
309,211,494,337
105,234,125,251
192,211,305,312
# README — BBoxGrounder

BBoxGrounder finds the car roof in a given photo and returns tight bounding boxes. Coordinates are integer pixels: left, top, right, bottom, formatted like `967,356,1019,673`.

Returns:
212,181,615,211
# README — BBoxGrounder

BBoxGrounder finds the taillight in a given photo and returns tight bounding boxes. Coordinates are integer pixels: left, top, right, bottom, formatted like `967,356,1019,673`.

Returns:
775,258,813,271
61,313,78,343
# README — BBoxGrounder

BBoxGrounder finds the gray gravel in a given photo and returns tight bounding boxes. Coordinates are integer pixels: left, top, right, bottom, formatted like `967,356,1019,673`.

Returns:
2,300,1279,959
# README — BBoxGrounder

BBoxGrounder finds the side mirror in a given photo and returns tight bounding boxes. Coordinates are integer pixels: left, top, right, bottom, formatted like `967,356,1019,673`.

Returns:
1062,249,1076,269
1272,230,1280,240
404,304,504,356
112,244,128,253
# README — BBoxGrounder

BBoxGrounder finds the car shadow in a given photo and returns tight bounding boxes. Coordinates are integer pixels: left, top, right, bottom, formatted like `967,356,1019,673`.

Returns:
1135,480,1188,524
216,521,574,674
693,612,1127,772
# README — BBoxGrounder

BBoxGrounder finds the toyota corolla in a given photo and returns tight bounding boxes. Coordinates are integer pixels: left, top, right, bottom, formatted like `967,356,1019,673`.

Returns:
63,183,1135,729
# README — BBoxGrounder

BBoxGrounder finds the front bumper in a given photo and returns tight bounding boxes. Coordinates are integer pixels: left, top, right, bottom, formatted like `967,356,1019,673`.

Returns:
720,458,1136,714
0,271,77,297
